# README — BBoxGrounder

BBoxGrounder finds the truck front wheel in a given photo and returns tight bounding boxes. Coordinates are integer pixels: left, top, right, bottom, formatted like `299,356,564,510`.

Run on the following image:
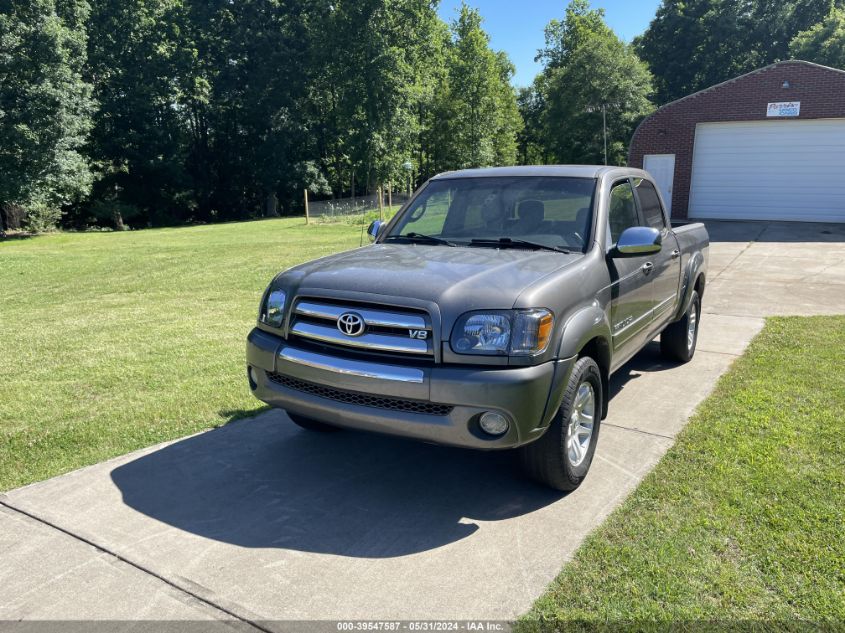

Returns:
287,412,341,432
519,356,603,491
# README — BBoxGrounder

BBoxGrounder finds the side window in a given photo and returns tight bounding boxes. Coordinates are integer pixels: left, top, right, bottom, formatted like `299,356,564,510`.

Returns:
634,178,667,230
607,180,640,246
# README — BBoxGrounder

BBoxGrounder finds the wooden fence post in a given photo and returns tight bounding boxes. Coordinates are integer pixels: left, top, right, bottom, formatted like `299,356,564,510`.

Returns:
388,183,392,212
378,185,384,220
304,189,310,224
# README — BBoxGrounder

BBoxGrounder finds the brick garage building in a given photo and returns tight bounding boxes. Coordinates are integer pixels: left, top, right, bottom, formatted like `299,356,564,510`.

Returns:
629,60,845,222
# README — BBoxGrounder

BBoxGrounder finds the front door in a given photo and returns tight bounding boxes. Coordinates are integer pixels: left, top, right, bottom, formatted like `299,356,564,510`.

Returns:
643,154,675,217
606,179,654,357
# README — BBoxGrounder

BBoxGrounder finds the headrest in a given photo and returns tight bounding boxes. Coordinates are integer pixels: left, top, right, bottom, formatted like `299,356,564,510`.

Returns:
481,197,504,223
518,200,545,224
576,206,590,227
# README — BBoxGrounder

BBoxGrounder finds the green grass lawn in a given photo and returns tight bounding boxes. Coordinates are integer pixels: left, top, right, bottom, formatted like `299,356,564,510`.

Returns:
523,316,845,626
0,218,362,491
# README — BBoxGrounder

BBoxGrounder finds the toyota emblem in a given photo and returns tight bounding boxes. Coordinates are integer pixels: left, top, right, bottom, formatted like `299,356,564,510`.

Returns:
337,312,365,337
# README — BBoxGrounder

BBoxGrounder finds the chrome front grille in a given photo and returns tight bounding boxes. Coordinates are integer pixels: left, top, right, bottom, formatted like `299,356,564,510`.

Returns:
290,298,433,357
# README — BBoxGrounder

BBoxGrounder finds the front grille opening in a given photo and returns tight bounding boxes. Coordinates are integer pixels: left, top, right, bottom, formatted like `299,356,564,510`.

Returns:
267,373,453,416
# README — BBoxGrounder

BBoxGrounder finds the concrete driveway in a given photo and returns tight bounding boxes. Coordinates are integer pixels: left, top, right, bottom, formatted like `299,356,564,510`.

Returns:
2,220,844,624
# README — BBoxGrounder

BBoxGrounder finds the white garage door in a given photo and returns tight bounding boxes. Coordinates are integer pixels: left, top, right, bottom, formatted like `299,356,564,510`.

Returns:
689,119,845,222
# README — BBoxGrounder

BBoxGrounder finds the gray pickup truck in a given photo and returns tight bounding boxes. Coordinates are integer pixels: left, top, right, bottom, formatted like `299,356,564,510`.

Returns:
246,166,708,490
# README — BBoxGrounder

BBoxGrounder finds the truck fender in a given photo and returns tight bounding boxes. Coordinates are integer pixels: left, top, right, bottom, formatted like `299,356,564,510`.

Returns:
673,252,706,322
549,303,612,421
557,303,612,360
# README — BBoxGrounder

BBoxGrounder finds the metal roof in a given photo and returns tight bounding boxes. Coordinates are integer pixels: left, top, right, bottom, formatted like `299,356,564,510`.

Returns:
430,165,627,180
649,59,845,114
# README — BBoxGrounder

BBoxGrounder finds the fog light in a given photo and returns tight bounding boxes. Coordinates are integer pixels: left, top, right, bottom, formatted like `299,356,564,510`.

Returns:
247,366,258,390
479,411,509,436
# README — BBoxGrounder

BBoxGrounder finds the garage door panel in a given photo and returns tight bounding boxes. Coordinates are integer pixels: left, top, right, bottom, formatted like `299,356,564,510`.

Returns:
692,170,845,182
693,183,845,195
689,119,845,222
694,151,844,161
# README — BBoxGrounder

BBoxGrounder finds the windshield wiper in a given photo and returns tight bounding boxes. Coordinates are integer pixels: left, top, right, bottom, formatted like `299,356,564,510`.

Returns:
469,238,571,254
385,232,457,247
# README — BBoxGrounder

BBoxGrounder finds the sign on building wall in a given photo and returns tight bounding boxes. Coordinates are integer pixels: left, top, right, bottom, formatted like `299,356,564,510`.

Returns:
767,101,801,117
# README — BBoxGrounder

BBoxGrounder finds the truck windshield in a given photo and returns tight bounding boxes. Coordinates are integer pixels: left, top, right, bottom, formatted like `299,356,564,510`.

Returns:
386,177,596,253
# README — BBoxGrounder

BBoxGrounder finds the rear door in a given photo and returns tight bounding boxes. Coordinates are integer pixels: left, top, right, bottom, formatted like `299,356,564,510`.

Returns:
606,179,654,356
632,177,681,327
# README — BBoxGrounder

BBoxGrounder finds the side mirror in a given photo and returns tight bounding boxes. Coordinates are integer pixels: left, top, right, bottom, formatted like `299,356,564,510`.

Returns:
615,226,662,256
367,220,385,242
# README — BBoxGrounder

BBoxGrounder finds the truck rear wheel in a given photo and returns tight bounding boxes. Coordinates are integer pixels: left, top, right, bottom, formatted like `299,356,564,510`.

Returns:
660,290,700,363
519,356,603,492
287,412,341,432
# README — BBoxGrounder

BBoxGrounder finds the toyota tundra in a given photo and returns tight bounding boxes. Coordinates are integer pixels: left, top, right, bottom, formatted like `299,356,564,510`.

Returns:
246,166,709,490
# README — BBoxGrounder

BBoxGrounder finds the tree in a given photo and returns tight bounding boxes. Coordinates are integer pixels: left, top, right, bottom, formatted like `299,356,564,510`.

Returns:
637,0,839,105
516,83,548,165
545,35,653,165
790,6,845,68
2,0,521,229
535,0,612,70
0,0,95,231
82,0,189,228
195,0,314,218
309,0,446,196
524,0,653,166
427,3,522,173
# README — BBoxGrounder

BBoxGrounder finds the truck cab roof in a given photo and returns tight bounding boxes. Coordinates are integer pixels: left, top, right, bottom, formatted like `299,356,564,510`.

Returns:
430,165,650,181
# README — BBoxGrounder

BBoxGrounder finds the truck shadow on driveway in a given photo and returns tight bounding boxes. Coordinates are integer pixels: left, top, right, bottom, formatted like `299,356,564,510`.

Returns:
110,413,562,558
110,343,677,559
607,341,681,401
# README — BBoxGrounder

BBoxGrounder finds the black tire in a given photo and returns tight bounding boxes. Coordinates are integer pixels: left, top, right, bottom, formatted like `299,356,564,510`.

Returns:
518,356,603,492
288,412,341,432
660,290,701,363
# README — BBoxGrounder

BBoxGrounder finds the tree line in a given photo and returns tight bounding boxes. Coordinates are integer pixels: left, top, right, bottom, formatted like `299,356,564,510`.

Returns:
1,0,844,232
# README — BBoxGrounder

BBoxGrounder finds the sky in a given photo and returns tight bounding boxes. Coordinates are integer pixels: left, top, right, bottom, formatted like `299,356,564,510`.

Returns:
437,0,662,87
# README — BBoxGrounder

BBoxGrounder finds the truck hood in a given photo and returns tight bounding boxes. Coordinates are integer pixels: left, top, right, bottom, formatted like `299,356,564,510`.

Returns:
278,243,582,313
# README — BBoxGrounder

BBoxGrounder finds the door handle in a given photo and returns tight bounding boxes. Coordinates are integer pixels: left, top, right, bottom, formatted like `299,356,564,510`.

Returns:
642,262,654,274
671,249,680,259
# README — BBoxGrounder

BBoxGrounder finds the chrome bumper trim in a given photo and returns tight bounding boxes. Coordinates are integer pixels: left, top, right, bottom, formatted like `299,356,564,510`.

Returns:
278,347,425,383
290,321,430,355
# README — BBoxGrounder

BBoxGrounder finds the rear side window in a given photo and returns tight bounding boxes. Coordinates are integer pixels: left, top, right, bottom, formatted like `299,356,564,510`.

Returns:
634,179,666,230
607,180,640,245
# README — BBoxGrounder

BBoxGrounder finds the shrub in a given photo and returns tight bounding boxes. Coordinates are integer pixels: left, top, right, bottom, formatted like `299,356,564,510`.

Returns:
22,201,63,233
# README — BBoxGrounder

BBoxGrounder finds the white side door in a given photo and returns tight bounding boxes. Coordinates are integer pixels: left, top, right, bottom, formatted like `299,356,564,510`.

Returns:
643,154,676,217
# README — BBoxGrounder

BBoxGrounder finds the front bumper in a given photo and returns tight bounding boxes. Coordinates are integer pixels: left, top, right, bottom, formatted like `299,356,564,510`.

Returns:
246,328,576,449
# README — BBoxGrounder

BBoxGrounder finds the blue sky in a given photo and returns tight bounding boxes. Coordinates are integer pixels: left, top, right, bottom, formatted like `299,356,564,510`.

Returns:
437,0,662,87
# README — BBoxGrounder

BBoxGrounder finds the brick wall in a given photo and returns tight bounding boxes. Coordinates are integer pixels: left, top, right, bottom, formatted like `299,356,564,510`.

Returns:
628,61,845,219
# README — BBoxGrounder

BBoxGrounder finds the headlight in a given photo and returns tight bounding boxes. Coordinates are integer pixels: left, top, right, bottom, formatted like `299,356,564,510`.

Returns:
511,309,554,355
452,312,511,354
450,309,554,356
259,289,286,328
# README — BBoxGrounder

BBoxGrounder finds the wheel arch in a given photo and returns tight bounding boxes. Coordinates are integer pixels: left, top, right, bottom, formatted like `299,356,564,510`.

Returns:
557,305,612,420
674,252,706,322
577,337,610,419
